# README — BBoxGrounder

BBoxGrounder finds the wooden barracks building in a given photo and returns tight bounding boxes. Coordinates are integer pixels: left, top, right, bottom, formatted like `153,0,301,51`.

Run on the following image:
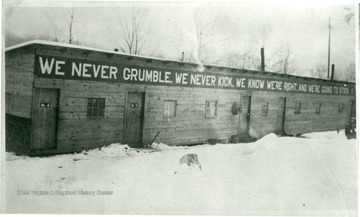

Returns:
5,40,356,155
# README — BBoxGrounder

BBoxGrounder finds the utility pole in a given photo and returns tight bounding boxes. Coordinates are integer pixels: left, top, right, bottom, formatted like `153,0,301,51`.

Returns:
327,17,331,79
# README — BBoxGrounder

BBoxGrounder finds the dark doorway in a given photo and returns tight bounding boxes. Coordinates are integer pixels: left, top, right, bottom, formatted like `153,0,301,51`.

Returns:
276,97,286,135
239,95,251,136
123,92,145,147
31,88,59,150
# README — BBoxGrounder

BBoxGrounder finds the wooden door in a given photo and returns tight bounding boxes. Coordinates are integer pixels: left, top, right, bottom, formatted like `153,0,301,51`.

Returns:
123,92,145,147
276,97,286,134
239,95,251,135
31,88,59,150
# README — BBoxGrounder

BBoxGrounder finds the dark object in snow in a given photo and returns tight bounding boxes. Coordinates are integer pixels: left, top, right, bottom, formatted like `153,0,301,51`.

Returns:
179,153,202,170
58,166,63,168
73,159,81,161
208,139,218,145
345,125,356,139
230,135,240,143
208,138,227,145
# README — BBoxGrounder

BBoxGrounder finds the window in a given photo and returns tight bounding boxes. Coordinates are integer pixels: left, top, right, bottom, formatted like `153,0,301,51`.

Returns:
294,102,301,114
338,103,344,113
315,103,321,114
261,102,269,116
87,98,105,118
206,101,218,118
164,100,177,118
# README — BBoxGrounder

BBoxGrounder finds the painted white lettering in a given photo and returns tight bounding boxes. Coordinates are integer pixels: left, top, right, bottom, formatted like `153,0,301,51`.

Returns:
145,70,152,82
55,61,65,75
138,70,145,81
123,68,131,80
190,74,197,85
153,70,159,82
339,87,349,94
109,66,117,79
101,65,109,79
218,76,234,87
236,78,246,88
284,82,297,91
158,71,165,83
82,63,92,78
211,76,216,86
266,80,275,90
321,85,332,94
248,79,265,89
308,84,320,93
175,73,183,84
130,68,137,81
164,71,171,84
39,57,55,74
93,65,101,78
298,84,307,92
72,63,81,77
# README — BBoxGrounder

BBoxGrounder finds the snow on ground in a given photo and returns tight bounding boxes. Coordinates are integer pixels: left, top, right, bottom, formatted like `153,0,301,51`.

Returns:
4,130,357,216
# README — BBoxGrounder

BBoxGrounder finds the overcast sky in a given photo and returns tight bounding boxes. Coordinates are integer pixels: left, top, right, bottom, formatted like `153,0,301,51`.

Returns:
4,1,357,77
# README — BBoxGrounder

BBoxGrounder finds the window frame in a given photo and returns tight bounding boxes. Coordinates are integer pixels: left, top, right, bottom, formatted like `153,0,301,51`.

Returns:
261,102,269,116
294,102,301,115
87,98,105,118
315,103,321,114
338,103,344,113
164,100,177,118
205,100,218,119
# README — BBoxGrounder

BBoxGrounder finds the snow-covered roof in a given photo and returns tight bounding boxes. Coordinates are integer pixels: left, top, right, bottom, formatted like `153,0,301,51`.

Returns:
5,40,173,62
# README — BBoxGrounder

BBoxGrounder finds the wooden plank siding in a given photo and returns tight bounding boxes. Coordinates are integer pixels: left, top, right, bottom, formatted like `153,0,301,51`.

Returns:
33,47,354,151
5,50,35,118
247,91,353,138
34,77,241,151
283,93,352,135
5,43,355,155
5,49,35,154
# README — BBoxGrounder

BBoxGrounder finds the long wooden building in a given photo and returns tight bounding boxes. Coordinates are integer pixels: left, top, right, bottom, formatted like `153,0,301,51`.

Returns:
5,40,356,155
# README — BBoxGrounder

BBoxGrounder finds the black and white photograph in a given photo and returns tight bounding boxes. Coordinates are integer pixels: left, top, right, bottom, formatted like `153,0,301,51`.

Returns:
1,0,358,216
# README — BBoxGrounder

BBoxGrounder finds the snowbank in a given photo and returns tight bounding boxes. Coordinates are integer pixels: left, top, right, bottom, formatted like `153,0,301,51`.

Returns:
4,131,357,216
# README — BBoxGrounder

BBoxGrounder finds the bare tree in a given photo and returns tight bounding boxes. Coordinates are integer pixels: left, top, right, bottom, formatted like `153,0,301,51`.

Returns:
247,24,281,71
44,8,81,44
192,12,214,62
173,7,221,64
67,9,75,44
273,45,297,74
107,7,160,56
343,7,354,24
343,62,355,82
312,63,327,79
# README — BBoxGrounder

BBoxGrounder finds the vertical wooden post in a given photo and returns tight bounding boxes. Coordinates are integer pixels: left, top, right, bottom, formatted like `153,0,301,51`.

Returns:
260,48,265,71
331,64,335,80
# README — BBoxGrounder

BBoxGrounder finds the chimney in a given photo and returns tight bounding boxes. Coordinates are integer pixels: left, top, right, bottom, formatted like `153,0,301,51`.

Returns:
331,64,335,80
180,51,185,61
260,48,265,71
